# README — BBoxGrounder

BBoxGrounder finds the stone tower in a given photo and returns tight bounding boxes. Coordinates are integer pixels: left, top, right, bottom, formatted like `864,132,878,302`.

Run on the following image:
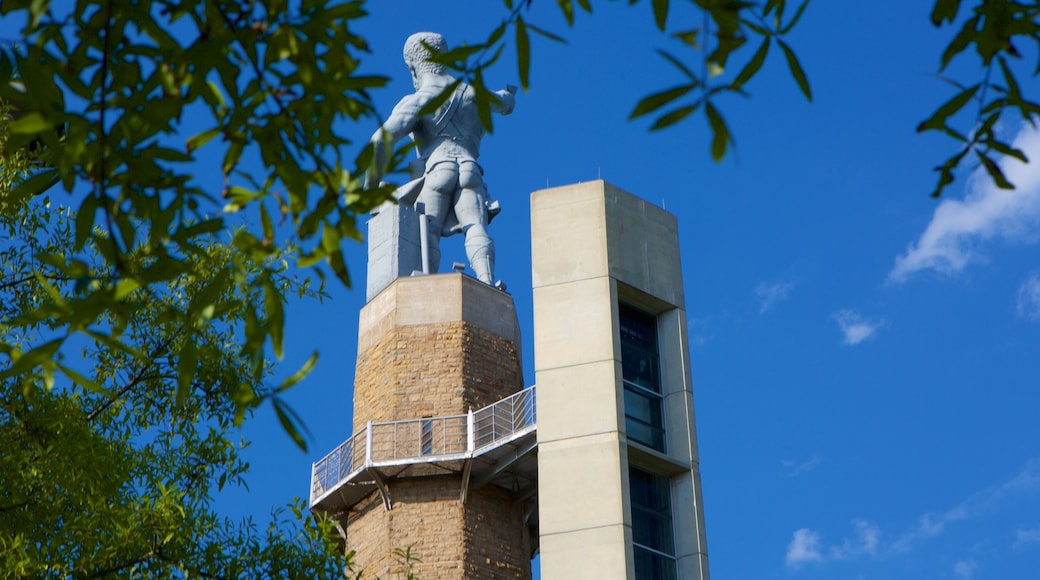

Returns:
310,274,537,579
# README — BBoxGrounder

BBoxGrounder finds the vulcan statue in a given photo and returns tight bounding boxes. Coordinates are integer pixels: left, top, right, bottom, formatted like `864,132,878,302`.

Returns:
367,32,516,286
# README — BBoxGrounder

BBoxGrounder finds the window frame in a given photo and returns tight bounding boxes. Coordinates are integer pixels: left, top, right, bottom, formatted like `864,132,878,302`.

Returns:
619,303,667,452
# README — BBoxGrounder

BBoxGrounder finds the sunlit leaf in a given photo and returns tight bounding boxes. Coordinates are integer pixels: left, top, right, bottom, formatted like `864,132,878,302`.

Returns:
277,351,319,392
9,111,51,134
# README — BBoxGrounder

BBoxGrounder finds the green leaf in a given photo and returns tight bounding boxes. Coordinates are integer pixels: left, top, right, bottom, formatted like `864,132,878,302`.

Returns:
272,397,310,451
931,0,961,25
556,0,575,26
657,49,698,81
731,37,770,91
940,15,979,70
986,137,1028,164
705,101,732,161
629,84,695,120
260,203,274,245
516,16,531,91
778,40,812,101
652,0,669,31
9,111,52,134
3,338,63,379
473,69,493,132
264,278,285,359
114,278,141,300
672,29,699,48
277,351,319,392
976,151,1014,190
416,79,462,119
651,103,700,131
527,23,568,45
185,127,220,153
176,340,198,406
223,139,244,175
56,362,105,395
6,168,59,203
916,83,979,132
780,0,810,35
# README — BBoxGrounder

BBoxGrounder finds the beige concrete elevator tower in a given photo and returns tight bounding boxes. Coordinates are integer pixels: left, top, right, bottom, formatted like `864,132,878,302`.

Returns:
531,181,709,579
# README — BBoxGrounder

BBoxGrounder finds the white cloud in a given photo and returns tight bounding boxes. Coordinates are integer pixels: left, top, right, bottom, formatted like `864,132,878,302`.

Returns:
785,528,824,567
890,122,1040,282
785,461,1040,572
892,459,1040,553
1014,525,1040,549
784,521,879,568
954,559,979,578
782,454,821,477
831,520,881,559
832,309,884,345
755,279,797,314
1017,273,1040,321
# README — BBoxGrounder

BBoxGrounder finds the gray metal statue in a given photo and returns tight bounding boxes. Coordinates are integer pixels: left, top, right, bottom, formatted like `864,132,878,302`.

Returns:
367,32,516,286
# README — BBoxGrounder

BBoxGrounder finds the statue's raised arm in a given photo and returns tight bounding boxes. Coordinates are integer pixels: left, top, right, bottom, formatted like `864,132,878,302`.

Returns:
367,32,516,287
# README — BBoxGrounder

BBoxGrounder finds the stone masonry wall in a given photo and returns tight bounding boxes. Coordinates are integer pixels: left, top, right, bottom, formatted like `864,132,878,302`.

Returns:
346,478,529,579
346,278,530,579
352,321,523,433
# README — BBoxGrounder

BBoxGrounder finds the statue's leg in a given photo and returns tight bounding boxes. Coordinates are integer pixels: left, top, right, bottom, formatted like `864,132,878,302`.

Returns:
456,163,494,285
417,163,458,273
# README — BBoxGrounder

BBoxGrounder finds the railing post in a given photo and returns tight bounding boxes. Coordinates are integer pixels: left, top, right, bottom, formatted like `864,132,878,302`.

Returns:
309,461,317,505
467,408,475,453
366,421,373,466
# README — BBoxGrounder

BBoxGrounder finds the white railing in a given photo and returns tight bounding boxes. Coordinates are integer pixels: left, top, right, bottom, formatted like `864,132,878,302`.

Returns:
311,385,536,504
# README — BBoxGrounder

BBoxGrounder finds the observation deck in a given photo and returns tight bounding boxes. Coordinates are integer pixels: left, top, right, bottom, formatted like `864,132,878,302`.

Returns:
310,385,538,516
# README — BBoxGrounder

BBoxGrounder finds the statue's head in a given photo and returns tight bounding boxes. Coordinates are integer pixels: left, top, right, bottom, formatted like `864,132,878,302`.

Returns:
403,32,447,88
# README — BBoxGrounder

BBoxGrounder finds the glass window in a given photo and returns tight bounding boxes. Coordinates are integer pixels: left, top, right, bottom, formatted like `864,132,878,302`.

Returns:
620,304,665,451
630,467,677,580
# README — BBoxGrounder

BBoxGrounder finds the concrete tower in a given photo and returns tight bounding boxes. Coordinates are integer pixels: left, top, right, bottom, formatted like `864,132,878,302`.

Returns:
532,181,709,579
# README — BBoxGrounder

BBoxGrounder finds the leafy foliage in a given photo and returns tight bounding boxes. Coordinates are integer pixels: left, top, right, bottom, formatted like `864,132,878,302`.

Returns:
619,0,814,160
922,0,1040,197
0,0,389,416
0,186,348,575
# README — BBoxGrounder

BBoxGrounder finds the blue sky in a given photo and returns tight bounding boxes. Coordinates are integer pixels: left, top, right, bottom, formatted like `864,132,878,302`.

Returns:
210,2,1040,579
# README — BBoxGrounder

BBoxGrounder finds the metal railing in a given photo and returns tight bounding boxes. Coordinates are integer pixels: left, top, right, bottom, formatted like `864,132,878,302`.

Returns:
310,385,536,504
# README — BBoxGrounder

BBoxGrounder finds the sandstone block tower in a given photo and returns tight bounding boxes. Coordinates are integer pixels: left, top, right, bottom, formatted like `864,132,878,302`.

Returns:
310,274,537,578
